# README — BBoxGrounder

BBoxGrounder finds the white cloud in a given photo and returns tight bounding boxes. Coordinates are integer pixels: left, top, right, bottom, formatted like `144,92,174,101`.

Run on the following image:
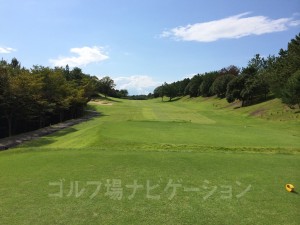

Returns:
114,75,161,95
49,46,109,67
289,20,300,26
162,12,300,42
0,47,16,54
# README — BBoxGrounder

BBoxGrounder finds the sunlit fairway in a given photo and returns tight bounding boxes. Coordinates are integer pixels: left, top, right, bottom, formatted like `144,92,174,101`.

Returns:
0,97,299,225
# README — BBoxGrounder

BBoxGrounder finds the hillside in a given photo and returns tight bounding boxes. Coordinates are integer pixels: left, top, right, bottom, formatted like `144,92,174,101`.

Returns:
179,96,300,121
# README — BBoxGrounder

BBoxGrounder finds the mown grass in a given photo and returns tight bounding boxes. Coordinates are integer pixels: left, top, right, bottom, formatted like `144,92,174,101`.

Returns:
0,97,299,225
18,96,300,151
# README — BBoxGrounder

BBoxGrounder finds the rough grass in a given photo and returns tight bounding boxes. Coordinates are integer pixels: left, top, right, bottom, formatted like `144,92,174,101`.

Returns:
0,97,299,225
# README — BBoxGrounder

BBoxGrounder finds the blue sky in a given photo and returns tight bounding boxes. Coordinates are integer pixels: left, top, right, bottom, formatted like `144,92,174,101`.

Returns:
1,0,299,94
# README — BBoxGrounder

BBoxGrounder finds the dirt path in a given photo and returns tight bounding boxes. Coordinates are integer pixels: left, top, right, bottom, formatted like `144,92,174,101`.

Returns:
0,110,100,151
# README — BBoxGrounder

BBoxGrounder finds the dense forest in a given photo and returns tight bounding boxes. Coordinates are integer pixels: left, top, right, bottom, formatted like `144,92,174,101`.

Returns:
154,34,300,108
0,61,126,138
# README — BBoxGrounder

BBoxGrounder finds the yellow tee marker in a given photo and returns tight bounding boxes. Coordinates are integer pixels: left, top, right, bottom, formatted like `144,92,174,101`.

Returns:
285,184,295,192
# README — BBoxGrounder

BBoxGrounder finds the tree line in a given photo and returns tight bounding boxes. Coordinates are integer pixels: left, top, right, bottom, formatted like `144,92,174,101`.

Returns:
0,60,126,138
154,34,300,108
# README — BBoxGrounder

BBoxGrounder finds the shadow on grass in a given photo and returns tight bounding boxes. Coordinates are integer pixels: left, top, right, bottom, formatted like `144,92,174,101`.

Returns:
19,127,78,148
86,104,98,111
47,127,78,137
92,95,122,103
234,106,242,109
160,97,182,103
106,97,122,103
14,113,108,149
170,97,182,102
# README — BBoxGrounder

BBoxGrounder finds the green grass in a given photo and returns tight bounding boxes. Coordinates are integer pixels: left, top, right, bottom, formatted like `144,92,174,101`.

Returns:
0,97,299,225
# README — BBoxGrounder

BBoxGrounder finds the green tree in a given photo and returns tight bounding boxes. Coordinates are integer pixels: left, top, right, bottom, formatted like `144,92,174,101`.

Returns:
266,34,300,98
0,64,44,136
211,74,236,98
0,63,14,136
99,76,116,98
43,69,72,122
282,70,300,108
10,57,21,69
153,85,165,101
0,58,108,138
69,67,84,83
119,89,129,98
226,75,248,106
226,55,270,106
164,82,177,101
219,65,240,76
176,78,190,96
199,72,218,97
185,74,202,97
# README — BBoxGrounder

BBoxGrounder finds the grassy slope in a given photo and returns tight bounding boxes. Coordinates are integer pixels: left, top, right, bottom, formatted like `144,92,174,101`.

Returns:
18,96,300,152
0,97,299,225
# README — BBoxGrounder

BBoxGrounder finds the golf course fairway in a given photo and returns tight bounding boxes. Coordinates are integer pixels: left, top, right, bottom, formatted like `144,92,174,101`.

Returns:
0,97,299,225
